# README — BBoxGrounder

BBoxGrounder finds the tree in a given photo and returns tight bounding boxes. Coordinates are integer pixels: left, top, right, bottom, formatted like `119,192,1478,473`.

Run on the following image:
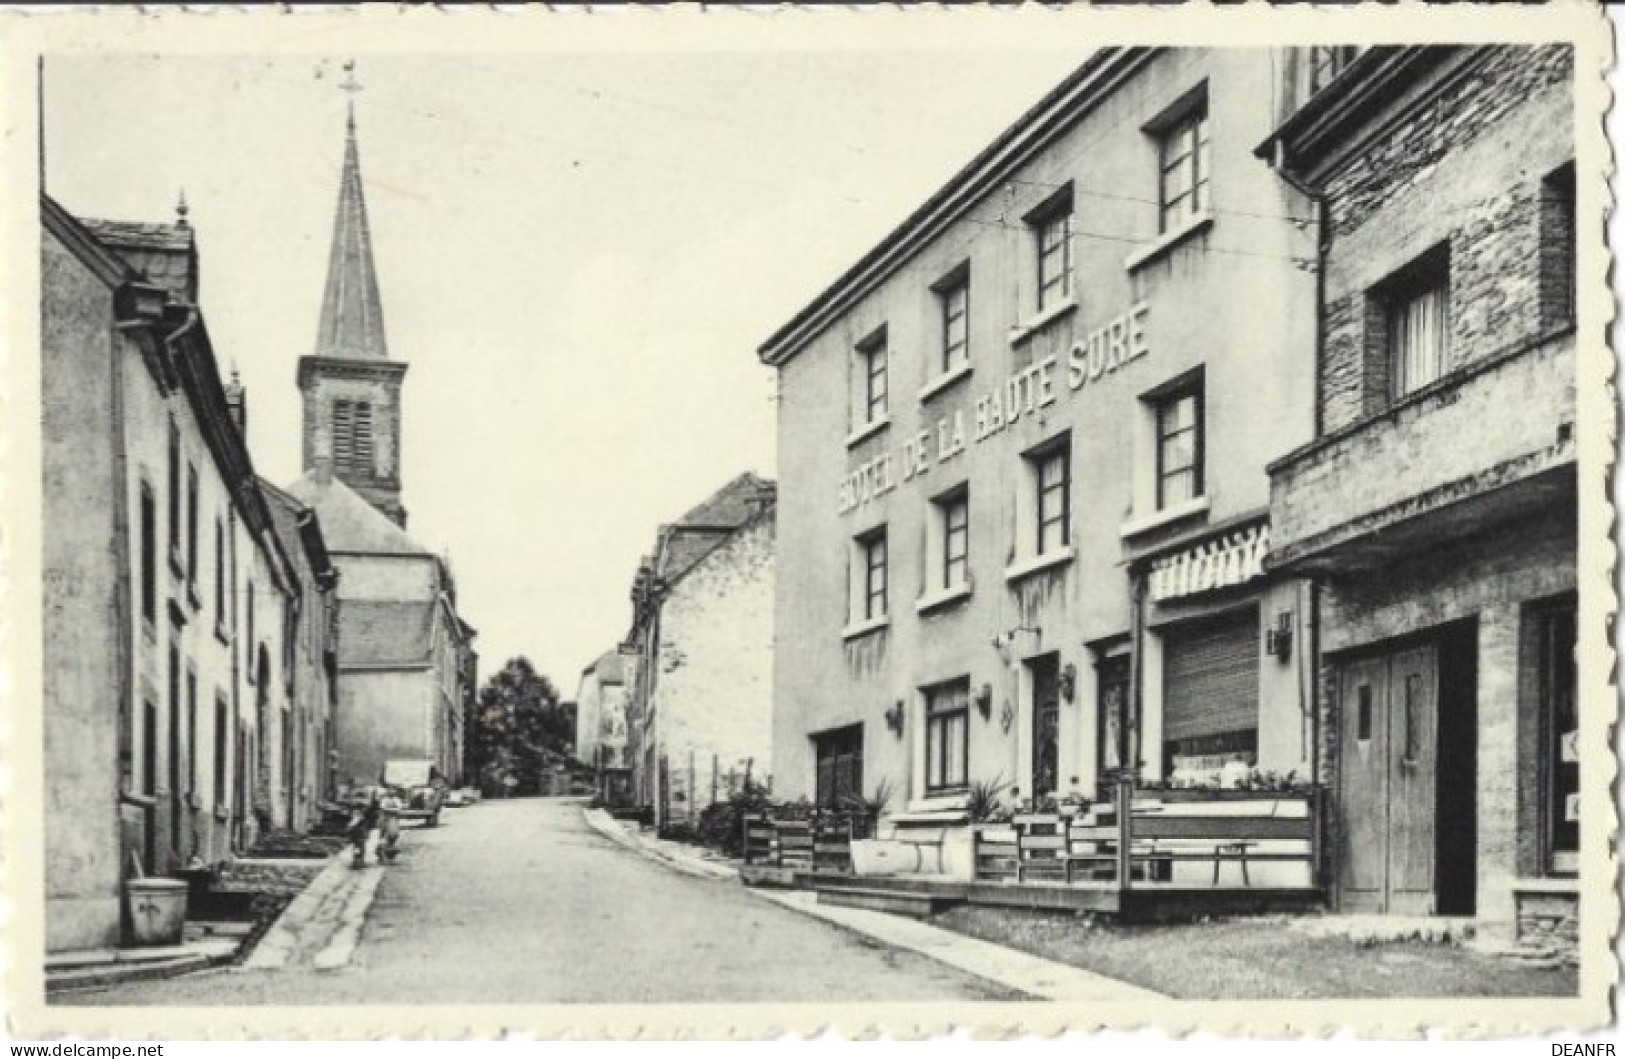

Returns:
470,656,575,796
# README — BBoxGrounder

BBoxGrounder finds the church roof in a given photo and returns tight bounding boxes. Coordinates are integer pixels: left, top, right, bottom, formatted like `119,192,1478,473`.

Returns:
313,110,389,361
340,599,435,667
285,469,427,556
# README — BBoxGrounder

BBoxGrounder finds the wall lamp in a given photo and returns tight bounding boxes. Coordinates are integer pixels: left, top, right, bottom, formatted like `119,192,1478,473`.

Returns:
1059,663,1077,703
1265,611,1294,663
975,682,994,720
885,699,906,737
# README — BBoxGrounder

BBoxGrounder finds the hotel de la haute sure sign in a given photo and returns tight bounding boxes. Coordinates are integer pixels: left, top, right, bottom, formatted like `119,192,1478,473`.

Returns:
838,302,1151,517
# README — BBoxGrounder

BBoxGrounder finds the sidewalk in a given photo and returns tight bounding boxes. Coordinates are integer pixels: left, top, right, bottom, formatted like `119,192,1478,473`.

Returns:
579,807,1162,1002
244,837,388,972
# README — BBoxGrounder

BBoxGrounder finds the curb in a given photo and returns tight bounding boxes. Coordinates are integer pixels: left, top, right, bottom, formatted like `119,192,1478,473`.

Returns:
580,808,737,882
752,889,1166,1003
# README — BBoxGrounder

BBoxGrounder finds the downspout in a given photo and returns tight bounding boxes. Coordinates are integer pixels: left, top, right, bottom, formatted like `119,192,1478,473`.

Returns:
1271,136,1332,889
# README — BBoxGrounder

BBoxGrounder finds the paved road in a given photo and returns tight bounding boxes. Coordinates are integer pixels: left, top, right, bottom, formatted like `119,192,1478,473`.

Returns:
63,797,1016,1004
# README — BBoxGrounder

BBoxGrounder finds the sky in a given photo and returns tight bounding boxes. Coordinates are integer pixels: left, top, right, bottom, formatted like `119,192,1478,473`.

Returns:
42,40,1088,692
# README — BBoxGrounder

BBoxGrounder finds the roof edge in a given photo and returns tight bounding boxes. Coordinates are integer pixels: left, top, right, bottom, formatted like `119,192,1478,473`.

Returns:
757,48,1150,368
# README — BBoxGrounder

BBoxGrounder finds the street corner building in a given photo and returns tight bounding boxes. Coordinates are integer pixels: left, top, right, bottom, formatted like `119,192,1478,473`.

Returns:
758,45,1582,946
41,196,337,952
285,103,478,792
575,648,634,806
623,473,777,830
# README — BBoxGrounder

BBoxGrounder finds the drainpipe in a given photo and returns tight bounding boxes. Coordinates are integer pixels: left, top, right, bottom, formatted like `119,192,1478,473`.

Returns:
111,284,168,873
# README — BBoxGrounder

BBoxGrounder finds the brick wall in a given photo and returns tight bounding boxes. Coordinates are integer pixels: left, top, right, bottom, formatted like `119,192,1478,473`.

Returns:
1318,45,1573,435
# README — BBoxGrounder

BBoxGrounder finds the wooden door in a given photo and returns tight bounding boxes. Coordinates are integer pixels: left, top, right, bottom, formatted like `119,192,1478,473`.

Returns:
1338,656,1390,912
1031,655,1060,801
1386,646,1439,915
1338,645,1439,914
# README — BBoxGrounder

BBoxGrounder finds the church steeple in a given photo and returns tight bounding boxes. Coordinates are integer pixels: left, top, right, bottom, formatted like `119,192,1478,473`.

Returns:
298,63,410,529
314,65,388,362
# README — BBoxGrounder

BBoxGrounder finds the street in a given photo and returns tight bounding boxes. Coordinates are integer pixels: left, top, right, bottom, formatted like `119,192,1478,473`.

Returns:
59,798,1018,1004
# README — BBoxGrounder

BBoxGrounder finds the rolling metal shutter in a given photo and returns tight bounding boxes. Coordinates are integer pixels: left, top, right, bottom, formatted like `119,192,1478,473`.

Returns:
1162,610,1259,742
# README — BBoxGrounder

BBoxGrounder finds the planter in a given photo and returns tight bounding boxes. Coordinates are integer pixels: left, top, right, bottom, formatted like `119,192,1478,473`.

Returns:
850,839,923,877
125,878,188,947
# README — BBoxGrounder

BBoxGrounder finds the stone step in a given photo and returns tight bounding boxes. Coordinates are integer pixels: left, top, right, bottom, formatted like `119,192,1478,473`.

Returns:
816,886,957,918
45,954,210,994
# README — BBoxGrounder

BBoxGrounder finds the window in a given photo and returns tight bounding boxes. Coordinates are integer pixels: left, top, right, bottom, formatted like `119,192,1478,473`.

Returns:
1158,101,1210,233
924,679,970,793
246,579,256,678
1033,200,1074,312
857,528,888,622
939,274,969,374
1035,446,1071,555
140,482,157,625
185,463,198,588
1541,162,1576,329
332,399,374,476
940,490,969,589
1308,46,1361,94
214,693,230,808
1536,600,1578,874
1153,384,1204,509
186,667,198,797
1375,246,1450,402
856,332,888,428
1356,684,1373,742
214,518,226,620
167,420,180,560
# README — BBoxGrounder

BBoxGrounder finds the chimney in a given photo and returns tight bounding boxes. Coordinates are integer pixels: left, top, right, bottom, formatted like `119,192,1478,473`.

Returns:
224,364,247,436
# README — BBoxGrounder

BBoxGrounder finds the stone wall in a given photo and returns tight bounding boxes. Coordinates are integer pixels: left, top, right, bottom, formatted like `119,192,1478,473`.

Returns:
653,512,775,823
1318,45,1573,434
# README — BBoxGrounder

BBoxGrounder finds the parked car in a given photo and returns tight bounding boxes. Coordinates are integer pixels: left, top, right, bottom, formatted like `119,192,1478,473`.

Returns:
380,760,446,827
443,787,475,808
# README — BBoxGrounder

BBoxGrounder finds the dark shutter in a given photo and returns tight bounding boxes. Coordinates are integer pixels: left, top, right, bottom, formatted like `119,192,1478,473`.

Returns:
1162,610,1259,742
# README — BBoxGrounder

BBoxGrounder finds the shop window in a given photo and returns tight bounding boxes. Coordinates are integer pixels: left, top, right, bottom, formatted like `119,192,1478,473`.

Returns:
936,267,969,375
139,481,157,626
1157,97,1210,233
1152,382,1204,509
1161,609,1260,782
1536,600,1578,875
851,526,888,623
1540,162,1576,330
1029,188,1074,313
1369,245,1450,405
1096,653,1131,778
924,679,970,793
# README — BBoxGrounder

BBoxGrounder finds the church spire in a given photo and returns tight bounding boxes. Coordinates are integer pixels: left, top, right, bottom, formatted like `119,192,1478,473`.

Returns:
314,62,388,361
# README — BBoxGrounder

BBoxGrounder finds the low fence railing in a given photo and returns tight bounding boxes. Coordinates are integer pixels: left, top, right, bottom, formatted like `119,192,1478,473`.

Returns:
973,781,1320,891
742,810,875,874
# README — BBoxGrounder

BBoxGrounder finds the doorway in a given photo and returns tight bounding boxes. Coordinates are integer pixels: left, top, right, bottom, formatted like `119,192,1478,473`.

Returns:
813,724,864,810
1336,623,1477,915
1029,653,1060,802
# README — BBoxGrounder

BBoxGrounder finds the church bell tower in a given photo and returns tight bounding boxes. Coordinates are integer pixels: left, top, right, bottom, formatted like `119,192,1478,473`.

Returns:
297,66,409,527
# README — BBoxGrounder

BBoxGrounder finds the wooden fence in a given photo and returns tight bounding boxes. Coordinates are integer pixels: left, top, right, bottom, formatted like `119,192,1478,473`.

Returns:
742,811,874,875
